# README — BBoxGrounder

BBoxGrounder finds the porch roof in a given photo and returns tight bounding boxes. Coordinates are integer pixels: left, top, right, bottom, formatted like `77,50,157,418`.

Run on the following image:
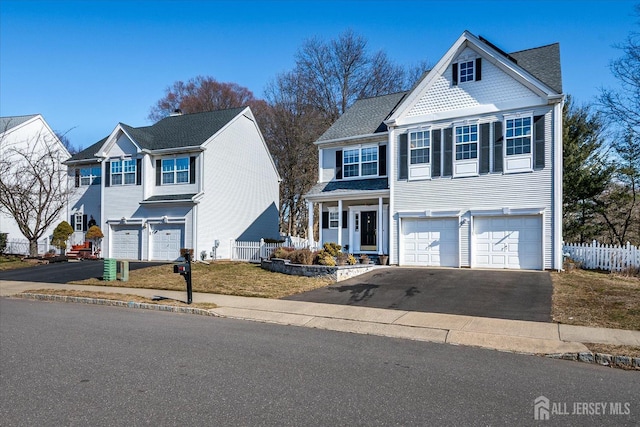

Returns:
305,178,389,199
141,193,197,203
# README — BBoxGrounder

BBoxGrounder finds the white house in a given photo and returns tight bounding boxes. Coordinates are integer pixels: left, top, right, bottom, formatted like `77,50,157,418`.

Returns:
65,107,281,261
305,31,564,270
0,114,70,255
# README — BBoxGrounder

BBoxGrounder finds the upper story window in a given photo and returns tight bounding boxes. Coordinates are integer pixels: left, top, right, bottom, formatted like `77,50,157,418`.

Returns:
111,159,136,186
162,157,190,184
505,117,532,156
455,125,478,160
76,167,101,187
459,60,475,83
343,146,378,178
410,131,430,165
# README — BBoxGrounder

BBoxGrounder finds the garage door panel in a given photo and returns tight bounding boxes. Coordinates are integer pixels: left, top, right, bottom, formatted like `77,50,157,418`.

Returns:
402,218,459,267
151,225,183,261
474,215,542,270
111,226,141,260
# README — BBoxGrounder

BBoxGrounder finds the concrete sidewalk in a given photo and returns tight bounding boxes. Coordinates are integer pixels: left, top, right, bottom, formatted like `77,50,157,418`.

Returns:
2,280,639,358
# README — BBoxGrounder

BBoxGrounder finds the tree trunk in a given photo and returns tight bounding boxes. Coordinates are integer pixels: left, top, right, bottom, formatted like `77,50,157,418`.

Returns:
29,239,38,257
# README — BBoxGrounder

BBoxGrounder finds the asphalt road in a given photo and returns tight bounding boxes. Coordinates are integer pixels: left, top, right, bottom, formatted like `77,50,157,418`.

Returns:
1,299,637,426
0,260,164,283
284,268,553,322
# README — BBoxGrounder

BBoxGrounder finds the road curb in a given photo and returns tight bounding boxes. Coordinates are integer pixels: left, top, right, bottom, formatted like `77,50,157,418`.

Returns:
545,352,640,370
15,293,219,317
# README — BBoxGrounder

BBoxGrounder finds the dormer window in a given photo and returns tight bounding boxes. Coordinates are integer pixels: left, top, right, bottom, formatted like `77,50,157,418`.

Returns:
162,157,190,184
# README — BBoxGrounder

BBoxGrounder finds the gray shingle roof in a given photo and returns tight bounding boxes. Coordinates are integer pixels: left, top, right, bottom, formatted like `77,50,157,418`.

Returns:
69,108,246,161
509,43,562,94
306,178,389,196
0,114,38,133
317,92,408,142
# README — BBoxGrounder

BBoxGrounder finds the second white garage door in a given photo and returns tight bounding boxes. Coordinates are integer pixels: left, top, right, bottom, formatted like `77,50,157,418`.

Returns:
151,224,183,261
402,218,459,266
474,215,543,270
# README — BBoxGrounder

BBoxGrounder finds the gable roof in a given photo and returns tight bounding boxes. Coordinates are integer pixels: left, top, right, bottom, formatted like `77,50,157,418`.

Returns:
509,43,562,94
0,114,38,134
69,107,247,161
317,92,408,143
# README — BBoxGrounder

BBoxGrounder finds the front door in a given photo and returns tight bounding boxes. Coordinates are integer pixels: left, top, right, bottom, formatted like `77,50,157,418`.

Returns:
361,211,377,251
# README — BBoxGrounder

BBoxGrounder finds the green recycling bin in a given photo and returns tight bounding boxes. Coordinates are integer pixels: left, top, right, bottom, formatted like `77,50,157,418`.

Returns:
103,258,116,281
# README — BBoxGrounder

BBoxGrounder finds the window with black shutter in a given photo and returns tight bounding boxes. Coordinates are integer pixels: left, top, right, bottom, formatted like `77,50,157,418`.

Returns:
442,128,453,177
335,150,342,179
534,115,545,169
399,134,408,180
493,122,503,173
431,130,441,177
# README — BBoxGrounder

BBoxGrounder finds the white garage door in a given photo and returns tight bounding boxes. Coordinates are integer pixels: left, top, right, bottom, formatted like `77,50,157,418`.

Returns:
151,224,183,261
111,226,141,260
474,215,542,270
402,218,459,266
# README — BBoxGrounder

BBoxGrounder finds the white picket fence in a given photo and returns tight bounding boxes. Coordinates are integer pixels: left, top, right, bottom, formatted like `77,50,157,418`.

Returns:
231,237,319,263
563,241,640,272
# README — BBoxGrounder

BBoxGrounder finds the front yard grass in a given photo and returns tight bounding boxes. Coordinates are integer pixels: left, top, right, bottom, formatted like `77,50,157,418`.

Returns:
0,255,34,271
69,260,334,299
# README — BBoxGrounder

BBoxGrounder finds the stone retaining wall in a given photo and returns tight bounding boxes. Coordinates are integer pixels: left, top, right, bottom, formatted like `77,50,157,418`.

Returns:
261,258,382,282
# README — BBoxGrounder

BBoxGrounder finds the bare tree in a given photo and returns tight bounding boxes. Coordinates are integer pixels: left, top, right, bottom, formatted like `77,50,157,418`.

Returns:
0,127,73,256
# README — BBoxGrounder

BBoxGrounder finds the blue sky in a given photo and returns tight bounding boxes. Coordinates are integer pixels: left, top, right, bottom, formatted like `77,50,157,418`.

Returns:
0,0,637,150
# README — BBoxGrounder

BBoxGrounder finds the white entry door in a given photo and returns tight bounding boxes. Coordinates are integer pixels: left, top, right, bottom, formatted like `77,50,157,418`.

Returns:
401,218,459,266
151,224,183,261
474,215,542,270
111,226,141,260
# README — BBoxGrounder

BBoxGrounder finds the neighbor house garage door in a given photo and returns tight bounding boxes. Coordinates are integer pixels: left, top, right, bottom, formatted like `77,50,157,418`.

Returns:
401,218,459,266
151,224,183,261
474,215,542,270
111,226,141,260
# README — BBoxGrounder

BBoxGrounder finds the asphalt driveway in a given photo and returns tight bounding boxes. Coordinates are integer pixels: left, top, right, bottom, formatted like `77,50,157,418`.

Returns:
283,268,553,322
0,260,164,284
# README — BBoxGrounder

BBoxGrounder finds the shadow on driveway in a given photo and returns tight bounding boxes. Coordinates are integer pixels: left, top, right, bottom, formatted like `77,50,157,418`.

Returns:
283,268,553,322
0,260,165,284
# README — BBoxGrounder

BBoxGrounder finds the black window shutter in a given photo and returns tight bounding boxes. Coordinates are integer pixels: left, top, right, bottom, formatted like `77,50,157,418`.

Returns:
70,215,75,229
432,129,441,177
190,156,196,183
534,115,545,169
75,169,80,187
105,161,111,187
479,123,490,174
399,134,408,180
136,159,142,185
335,150,343,179
443,128,453,177
82,214,88,232
155,160,161,186
378,145,387,176
452,63,458,86
493,122,503,173
342,211,348,229
475,58,482,81
321,212,329,229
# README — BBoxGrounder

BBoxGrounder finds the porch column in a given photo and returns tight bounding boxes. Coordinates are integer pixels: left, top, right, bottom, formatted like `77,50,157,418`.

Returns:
307,201,314,242
318,202,323,246
378,197,384,255
337,199,343,247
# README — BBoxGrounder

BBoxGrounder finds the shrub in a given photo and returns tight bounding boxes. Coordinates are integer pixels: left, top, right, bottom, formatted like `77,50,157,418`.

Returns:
289,248,314,265
51,221,74,251
336,253,350,266
0,233,6,255
271,246,295,259
322,242,342,257
317,252,336,266
347,254,357,265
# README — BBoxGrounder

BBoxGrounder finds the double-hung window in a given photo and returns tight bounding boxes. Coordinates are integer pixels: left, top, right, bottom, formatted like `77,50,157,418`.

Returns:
342,146,378,178
505,117,532,156
455,125,478,160
328,210,339,229
162,157,190,184
80,167,101,186
111,159,136,186
410,131,430,164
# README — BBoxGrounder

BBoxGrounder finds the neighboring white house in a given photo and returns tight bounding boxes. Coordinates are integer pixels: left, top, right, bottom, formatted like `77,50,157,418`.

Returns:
65,107,281,261
305,31,564,270
0,114,71,255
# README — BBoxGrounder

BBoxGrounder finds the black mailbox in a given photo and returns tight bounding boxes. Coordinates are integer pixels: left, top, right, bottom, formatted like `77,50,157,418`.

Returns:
173,263,190,275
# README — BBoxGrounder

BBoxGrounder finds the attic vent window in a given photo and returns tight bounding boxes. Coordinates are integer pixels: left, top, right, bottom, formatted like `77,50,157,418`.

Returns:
459,60,475,82
452,58,482,85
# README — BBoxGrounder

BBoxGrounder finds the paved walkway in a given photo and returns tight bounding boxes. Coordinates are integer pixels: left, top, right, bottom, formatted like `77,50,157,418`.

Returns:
2,280,639,357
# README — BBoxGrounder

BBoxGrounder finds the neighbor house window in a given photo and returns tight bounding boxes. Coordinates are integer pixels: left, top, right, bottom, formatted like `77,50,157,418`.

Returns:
410,131,430,164
505,117,532,156
111,159,136,185
328,210,339,229
162,157,190,184
342,146,378,178
80,167,101,186
459,60,475,83
455,125,478,160
74,213,83,232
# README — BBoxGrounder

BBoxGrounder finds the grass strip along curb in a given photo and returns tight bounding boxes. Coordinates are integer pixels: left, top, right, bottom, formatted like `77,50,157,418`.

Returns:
17,293,219,317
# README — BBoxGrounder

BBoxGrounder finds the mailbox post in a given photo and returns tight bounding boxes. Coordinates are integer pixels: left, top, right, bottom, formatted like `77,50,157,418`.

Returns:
173,250,193,304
